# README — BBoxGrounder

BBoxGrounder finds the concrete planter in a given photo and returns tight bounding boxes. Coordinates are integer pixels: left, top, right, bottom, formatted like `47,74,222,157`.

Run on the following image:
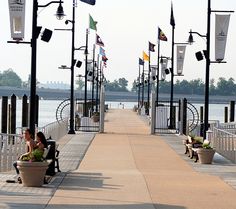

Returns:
17,161,49,187
197,148,215,164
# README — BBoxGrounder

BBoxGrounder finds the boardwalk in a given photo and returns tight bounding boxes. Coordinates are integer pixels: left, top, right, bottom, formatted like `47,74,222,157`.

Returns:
1,109,236,209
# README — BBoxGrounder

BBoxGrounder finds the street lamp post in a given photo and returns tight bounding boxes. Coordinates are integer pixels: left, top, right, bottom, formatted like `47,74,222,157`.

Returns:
30,0,65,136
188,0,234,139
68,1,76,134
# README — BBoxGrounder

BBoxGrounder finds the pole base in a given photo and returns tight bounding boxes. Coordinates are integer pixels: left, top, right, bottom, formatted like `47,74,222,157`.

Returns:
68,129,76,134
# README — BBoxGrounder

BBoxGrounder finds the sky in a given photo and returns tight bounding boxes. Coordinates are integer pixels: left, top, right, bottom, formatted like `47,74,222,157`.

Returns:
1,0,236,89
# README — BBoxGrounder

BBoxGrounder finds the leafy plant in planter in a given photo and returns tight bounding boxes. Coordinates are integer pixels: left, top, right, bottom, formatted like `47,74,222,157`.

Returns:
17,149,49,187
92,112,100,122
197,139,215,164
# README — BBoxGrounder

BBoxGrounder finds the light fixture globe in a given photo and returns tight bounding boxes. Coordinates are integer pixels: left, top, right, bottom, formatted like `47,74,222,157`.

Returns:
55,3,65,20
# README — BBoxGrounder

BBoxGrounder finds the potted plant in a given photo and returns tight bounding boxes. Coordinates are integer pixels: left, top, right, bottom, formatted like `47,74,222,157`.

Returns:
196,140,215,164
17,149,49,187
92,112,100,122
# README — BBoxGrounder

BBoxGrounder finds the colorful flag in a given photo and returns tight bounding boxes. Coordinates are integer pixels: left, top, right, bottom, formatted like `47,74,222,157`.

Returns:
99,47,106,56
143,51,149,61
158,27,168,41
96,34,104,47
170,2,175,28
149,42,155,52
89,14,97,31
139,58,144,65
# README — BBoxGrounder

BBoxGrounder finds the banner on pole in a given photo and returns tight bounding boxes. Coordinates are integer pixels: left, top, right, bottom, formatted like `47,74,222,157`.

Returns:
8,0,26,40
176,45,186,76
215,14,230,62
160,58,168,81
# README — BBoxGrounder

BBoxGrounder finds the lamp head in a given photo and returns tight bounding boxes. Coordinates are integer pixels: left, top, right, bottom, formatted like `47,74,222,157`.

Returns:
188,30,194,45
55,2,65,20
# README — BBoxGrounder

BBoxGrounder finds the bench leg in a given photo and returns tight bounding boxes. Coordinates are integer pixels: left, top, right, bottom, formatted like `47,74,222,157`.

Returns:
55,158,61,172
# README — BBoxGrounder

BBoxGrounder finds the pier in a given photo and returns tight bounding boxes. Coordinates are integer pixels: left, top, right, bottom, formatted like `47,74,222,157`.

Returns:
1,109,236,209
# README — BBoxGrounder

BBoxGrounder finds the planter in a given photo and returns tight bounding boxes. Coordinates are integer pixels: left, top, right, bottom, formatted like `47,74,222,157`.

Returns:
197,148,215,164
17,161,49,187
92,115,99,122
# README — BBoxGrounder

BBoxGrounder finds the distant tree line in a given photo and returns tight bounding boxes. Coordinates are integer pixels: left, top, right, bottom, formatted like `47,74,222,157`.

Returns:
2,68,236,96
131,77,236,96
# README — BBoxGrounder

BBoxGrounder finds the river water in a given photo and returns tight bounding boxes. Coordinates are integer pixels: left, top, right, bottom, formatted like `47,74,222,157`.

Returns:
0,99,231,128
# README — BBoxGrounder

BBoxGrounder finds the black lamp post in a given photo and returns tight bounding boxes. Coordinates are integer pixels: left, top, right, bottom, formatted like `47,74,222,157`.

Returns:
30,0,65,136
188,0,234,139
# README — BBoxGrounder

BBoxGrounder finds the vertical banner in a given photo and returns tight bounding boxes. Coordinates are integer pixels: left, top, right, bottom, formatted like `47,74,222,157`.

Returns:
87,63,93,81
160,58,168,81
151,67,156,83
8,0,26,40
176,45,186,76
215,14,230,62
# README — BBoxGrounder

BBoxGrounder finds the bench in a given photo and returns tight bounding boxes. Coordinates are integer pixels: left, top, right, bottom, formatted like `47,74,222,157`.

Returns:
55,144,61,172
184,136,203,162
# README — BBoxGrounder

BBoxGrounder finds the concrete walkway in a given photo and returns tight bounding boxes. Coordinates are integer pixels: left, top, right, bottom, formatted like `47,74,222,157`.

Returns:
1,109,236,209
48,109,236,209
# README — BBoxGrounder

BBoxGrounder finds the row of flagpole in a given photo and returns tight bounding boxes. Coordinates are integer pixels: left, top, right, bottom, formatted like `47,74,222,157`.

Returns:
82,14,108,116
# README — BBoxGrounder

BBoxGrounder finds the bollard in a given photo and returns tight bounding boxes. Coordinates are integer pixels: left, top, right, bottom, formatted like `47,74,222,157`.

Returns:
10,94,16,134
1,96,8,133
230,101,235,122
224,106,228,123
22,94,28,128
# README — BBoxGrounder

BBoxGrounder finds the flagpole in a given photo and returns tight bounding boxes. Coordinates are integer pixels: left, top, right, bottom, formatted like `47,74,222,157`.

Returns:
147,49,151,115
84,28,89,117
156,37,160,105
169,2,175,129
96,54,99,112
142,61,145,107
138,62,141,109
91,44,96,113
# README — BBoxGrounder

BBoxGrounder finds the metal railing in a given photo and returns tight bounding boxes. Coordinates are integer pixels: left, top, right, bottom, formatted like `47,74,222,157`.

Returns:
0,133,25,172
212,127,236,163
40,119,69,141
0,119,69,172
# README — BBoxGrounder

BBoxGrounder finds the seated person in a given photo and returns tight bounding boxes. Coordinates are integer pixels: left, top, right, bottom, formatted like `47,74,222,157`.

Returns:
13,128,36,183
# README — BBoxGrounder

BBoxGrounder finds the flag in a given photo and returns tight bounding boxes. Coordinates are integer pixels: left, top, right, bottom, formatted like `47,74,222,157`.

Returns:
96,34,104,47
102,55,108,62
139,58,144,65
99,47,106,56
89,14,97,31
158,27,168,41
143,51,149,61
149,42,155,52
170,2,175,28
80,0,96,5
